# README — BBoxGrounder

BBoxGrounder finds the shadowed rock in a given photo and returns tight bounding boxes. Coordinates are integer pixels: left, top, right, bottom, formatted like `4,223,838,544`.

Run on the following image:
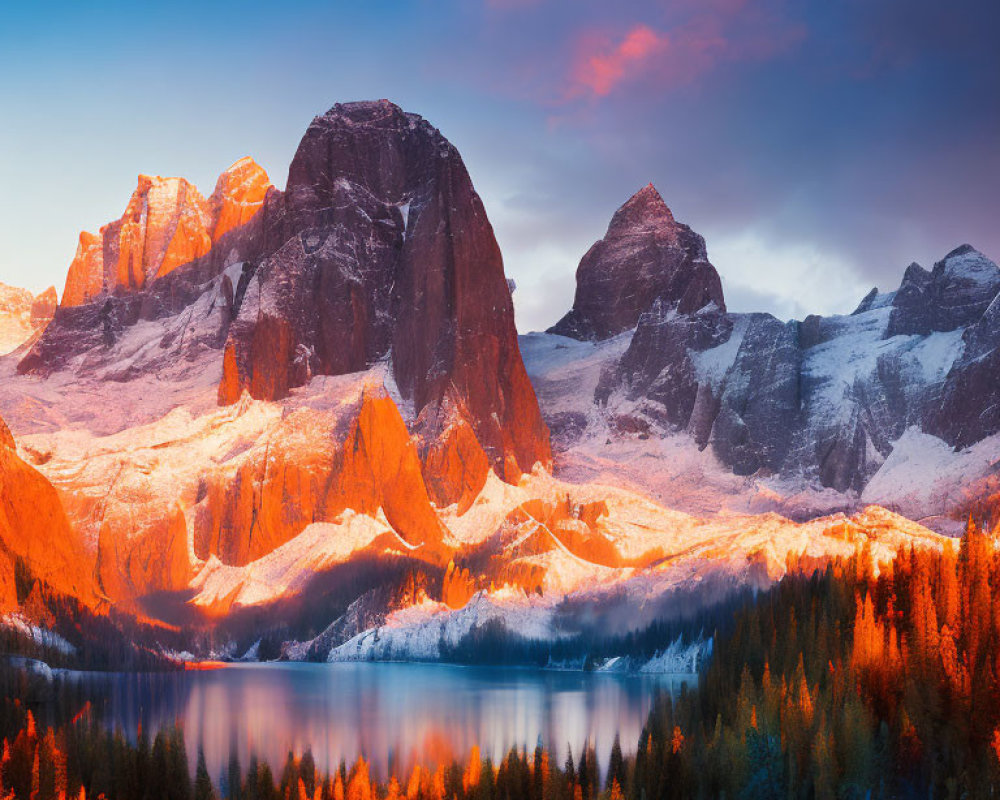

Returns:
549,184,725,341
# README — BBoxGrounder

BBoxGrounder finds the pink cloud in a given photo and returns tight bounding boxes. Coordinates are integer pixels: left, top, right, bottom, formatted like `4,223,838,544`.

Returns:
571,25,668,97
563,5,805,102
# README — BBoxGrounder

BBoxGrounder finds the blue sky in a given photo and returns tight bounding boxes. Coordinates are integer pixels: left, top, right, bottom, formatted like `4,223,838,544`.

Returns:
1,0,997,331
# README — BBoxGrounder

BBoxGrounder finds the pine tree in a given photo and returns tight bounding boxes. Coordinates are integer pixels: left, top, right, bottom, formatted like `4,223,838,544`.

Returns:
227,750,242,800
195,747,217,800
606,734,624,793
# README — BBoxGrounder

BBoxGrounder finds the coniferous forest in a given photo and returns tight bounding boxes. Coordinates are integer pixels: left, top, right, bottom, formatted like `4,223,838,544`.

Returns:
4,520,1000,798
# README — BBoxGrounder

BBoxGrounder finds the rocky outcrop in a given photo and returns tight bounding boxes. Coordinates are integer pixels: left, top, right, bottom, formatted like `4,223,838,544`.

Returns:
15,101,551,607
0,414,97,608
887,246,1000,337
99,175,214,294
59,160,273,310
931,269,1000,448
194,387,449,569
27,103,547,505
552,189,1000,495
221,101,550,500
207,157,272,241
62,231,105,307
0,282,57,355
30,287,57,327
549,184,725,341
24,162,274,377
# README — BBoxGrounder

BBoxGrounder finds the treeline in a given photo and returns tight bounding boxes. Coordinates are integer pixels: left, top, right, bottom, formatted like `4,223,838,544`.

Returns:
636,519,1000,797
9,521,1000,797
3,558,179,672
439,589,754,668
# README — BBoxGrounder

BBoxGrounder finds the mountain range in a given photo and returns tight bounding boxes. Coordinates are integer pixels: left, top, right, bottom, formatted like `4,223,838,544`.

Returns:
0,99,992,663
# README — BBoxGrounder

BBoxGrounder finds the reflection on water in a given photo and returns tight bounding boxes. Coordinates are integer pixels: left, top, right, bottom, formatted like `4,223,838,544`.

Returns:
96,663,695,781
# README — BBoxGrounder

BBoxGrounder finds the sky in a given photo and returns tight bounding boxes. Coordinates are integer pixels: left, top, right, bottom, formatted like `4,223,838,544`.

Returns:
0,0,997,332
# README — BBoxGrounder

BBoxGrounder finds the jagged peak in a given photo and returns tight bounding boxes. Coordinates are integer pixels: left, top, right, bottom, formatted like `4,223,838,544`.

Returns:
937,244,998,282
208,157,273,240
316,99,419,130
226,155,266,173
944,243,981,260
0,415,13,450
608,183,675,235
211,156,271,191
132,173,204,201
899,261,931,286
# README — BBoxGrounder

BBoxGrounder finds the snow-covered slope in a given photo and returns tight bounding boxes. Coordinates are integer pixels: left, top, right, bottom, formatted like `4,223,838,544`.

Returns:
523,244,1000,531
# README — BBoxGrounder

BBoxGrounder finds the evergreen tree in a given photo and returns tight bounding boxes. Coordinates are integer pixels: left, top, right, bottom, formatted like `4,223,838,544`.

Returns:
195,746,217,800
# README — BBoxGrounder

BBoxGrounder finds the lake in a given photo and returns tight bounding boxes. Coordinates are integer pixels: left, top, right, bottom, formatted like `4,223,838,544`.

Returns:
89,662,696,782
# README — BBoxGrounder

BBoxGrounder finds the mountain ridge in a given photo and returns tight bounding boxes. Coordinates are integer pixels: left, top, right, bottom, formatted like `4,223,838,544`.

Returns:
0,103,983,662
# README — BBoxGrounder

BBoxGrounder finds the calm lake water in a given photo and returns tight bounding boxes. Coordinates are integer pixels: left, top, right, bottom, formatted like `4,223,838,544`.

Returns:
89,662,696,781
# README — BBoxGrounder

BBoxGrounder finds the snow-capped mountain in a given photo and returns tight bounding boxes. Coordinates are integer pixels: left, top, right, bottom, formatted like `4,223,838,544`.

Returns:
0,101,984,662
532,184,1000,533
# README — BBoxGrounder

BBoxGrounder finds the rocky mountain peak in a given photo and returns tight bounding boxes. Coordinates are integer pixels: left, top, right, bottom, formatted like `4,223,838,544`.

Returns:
223,99,551,500
0,282,57,355
548,184,725,341
58,163,272,310
607,183,676,234
938,244,999,283
888,244,1000,337
207,157,273,240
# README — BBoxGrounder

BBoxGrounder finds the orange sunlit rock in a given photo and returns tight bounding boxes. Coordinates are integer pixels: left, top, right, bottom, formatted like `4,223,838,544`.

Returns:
60,163,272,308
195,387,449,569
97,501,193,602
208,157,272,240
62,231,104,307
108,175,213,290
29,287,56,329
0,415,98,609
335,388,450,556
217,341,242,405
419,410,491,514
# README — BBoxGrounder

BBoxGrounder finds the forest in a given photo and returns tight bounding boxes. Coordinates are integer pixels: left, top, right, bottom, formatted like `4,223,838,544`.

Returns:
4,518,1000,798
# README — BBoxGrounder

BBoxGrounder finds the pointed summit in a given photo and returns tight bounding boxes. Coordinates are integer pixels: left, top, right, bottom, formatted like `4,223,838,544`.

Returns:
207,157,273,240
888,244,1000,337
607,183,675,234
57,161,273,309
548,184,725,341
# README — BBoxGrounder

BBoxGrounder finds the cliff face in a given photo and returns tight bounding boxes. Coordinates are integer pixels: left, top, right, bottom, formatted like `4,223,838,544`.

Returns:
10,101,554,610
193,387,449,571
60,159,274,310
26,103,549,506
544,186,1000,497
221,101,551,501
549,184,725,341
207,157,272,241
0,282,56,355
0,414,97,610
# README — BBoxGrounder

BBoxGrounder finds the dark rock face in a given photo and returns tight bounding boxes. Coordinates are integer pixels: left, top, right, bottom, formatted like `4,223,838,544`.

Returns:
596,300,732,442
549,185,725,341
23,100,550,505
887,246,1000,337
222,101,551,492
931,280,1000,448
557,193,1000,494
710,315,802,476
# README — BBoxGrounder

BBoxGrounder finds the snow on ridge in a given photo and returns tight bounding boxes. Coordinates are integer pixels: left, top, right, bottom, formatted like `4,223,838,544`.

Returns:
941,247,1000,285
327,587,560,663
691,315,749,389
1,615,77,656
190,509,397,610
